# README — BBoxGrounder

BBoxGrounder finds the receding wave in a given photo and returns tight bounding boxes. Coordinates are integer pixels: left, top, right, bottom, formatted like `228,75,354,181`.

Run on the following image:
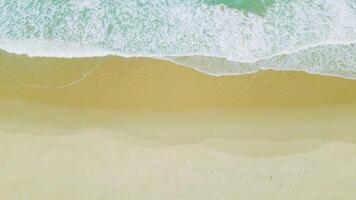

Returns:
0,0,355,78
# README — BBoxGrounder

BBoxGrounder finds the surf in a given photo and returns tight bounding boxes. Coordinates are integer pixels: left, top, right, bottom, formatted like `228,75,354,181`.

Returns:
0,0,355,78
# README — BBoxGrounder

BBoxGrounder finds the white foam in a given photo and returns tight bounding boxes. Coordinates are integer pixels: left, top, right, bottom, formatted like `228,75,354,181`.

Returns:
168,43,356,79
0,0,355,78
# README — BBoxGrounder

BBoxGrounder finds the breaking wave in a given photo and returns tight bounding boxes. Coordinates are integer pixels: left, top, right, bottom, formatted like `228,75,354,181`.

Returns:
0,0,355,78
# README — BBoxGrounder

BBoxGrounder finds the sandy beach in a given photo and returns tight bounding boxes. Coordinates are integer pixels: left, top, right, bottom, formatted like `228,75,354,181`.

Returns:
0,51,356,199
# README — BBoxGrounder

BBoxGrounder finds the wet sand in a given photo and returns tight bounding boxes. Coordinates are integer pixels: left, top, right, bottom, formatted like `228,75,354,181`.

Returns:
0,51,356,199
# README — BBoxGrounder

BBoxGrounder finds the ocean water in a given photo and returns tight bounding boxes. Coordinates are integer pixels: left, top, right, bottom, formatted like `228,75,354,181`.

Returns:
0,0,355,78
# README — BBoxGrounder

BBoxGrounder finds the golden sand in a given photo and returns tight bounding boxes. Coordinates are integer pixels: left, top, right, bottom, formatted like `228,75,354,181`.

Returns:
0,51,356,199
2,53,356,110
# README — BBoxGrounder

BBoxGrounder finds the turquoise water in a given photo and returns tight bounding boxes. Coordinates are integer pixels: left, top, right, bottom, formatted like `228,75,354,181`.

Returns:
206,0,274,15
0,0,355,78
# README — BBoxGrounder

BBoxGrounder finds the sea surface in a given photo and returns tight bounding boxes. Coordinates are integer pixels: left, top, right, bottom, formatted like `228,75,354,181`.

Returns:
0,0,355,77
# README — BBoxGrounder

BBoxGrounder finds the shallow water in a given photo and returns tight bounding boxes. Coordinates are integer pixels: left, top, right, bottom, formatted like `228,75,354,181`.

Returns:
1,0,355,77
205,0,274,14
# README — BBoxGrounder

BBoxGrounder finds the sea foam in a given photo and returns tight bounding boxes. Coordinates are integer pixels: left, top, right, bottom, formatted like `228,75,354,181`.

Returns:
0,0,355,78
